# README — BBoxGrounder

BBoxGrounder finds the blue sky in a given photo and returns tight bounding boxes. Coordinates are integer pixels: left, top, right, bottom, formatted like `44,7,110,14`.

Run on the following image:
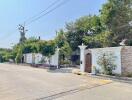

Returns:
0,0,107,48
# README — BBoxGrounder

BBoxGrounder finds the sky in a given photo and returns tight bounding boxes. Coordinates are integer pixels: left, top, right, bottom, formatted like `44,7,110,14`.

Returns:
0,0,107,48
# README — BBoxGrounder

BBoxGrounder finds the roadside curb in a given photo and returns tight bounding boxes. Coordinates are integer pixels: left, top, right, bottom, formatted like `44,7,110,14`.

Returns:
90,74,132,84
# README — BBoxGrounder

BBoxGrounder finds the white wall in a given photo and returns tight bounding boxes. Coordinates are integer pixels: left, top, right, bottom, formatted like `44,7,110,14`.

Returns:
24,53,43,64
25,53,33,64
34,54,43,64
50,49,59,66
23,49,59,66
90,47,122,74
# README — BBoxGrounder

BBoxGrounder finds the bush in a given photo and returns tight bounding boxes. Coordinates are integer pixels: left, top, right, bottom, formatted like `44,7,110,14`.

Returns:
126,39,132,46
15,48,23,63
60,60,70,65
97,52,117,75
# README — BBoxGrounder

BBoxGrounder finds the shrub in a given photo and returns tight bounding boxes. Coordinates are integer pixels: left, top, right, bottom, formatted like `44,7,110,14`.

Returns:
97,52,117,75
60,60,70,65
15,48,23,63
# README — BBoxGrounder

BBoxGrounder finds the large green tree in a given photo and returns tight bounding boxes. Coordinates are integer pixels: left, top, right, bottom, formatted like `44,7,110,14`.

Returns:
100,0,132,45
66,15,105,49
0,48,13,62
55,29,72,63
40,40,56,57
12,37,56,63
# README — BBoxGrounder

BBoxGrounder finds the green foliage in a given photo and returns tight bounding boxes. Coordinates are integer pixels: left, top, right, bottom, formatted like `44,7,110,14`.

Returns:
11,37,56,63
66,15,104,50
75,15,104,34
0,48,13,62
2,0,132,64
15,46,23,63
83,31,113,48
55,29,66,48
126,39,132,46
60,60,70,65
22,37,40,53
41,40,56,57
100,0,132,45
64,0,132,50
55,29,72,63
59,42,72,57
59,41,72,63
97,52,117,75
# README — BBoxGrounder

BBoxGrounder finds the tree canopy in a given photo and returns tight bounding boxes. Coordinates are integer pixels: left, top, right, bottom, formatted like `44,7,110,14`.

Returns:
1,0,132,63
100,0,132,45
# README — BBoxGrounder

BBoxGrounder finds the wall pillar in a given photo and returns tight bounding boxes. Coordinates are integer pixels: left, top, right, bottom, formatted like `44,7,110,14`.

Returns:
78,44,87,72
56,48,60,69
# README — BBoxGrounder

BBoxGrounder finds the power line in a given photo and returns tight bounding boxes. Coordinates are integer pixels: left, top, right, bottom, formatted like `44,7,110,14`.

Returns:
26,0,70,25
24,0,62,24
0,0,62,41
0,29,18,41
0,0,70,45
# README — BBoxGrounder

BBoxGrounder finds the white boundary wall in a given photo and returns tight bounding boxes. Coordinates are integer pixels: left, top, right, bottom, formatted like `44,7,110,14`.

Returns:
90,47,122,74
24,53,43,64
23,49,59,66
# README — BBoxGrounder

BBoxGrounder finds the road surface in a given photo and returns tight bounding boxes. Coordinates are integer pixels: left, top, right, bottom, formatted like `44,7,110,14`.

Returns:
0,63,132,100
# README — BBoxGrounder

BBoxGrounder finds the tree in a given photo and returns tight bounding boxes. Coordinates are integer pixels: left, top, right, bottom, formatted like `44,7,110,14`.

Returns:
22,37,40,53
100,0,132,45
59,41,72,58
55,29,72,64
55,29,66,48
40,40,56,57
0,48,13,62
65,22,80,51
59,41,72,64
15,45,23,63
83,31,113,47
66,15,104,50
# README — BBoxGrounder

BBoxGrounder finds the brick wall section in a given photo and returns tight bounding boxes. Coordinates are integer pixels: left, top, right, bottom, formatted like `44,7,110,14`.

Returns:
121,46,132,74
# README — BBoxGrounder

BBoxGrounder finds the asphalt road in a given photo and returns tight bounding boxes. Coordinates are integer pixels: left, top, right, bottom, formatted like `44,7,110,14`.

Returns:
0,63,132,100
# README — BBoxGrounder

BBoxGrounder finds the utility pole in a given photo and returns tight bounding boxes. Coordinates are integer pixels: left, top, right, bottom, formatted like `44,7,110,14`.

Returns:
18,23,28,43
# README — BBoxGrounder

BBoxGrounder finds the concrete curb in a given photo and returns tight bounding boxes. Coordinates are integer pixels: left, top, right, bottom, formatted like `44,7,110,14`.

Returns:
90,74,132,84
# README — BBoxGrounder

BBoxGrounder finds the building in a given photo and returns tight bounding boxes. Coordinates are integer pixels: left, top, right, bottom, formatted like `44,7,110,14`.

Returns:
79,45,132,75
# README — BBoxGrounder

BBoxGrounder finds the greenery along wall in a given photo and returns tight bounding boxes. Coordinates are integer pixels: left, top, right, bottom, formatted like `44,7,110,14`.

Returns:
1,0,132,63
